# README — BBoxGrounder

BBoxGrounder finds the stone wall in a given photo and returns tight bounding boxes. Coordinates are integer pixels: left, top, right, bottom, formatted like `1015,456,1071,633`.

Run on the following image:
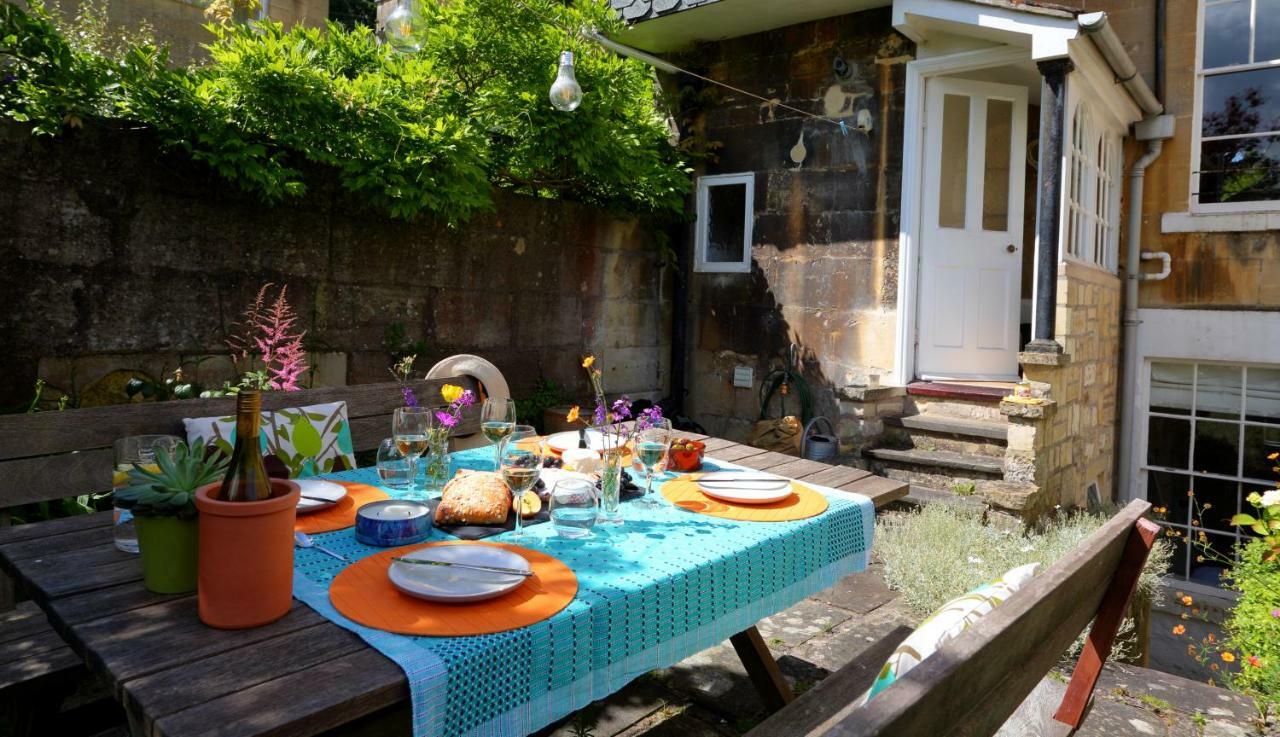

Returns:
0,123,671,410
677,8,913,441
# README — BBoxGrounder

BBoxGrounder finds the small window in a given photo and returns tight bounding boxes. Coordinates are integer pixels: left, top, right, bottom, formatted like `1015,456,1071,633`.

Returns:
695,173,754,273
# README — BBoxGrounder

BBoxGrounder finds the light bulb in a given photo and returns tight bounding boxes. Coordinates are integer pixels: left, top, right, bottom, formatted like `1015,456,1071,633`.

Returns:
383,0,423,54
549,51,583,112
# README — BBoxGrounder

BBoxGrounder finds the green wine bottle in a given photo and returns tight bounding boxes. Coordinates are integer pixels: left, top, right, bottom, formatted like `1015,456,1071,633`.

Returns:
219,390,273,502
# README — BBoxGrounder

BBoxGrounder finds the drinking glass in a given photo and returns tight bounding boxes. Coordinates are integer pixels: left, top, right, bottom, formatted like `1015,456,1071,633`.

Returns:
392,407,434,499
480,397,517,470
499,426,542,546
376,438,414,489
634,418,672,509
549,478,598,540
112,435,181,553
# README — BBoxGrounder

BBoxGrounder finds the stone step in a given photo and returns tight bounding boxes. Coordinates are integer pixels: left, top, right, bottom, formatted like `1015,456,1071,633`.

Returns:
883,413,1008,441
865,447,1004,475
904,395,1009,423
881,414,1008,456
901,483,988,511
905,381,1012,402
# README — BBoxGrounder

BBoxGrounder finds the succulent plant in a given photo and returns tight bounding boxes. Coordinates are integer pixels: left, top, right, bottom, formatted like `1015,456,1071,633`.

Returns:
114,438,229,518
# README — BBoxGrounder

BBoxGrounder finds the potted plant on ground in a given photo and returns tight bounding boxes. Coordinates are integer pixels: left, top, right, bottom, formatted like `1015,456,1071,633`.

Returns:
115,439,228,594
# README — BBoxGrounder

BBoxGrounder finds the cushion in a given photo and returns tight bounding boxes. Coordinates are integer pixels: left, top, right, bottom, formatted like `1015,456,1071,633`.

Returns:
861,562,1040,703
184,400,356,478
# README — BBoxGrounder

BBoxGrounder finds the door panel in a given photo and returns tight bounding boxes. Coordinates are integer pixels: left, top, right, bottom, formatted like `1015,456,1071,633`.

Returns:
917,77,1027,380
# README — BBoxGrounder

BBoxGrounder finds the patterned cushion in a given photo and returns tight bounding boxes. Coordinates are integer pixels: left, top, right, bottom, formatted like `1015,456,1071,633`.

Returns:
862,562,1040,703
184,400,356,478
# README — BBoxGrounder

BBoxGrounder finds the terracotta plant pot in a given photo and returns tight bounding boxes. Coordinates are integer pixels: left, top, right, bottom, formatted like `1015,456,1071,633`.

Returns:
195,479,300,629
134,515,199,594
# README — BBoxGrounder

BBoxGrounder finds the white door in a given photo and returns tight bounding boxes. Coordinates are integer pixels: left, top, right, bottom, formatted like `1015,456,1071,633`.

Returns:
917,77,1028,380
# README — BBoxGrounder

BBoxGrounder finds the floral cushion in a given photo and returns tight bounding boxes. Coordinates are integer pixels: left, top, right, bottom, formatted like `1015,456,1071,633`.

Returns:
184,400,356,479
861,562,1040,703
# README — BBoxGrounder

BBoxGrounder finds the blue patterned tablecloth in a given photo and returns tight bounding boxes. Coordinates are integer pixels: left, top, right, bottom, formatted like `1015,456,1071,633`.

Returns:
291,446,875,737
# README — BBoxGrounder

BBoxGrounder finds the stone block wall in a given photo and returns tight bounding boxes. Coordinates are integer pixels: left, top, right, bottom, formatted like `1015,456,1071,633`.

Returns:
0,123,670,410
676,8,913,440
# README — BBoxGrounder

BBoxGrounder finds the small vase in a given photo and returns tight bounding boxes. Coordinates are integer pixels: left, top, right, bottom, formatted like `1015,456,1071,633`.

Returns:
422,431,452,494
598,448,625,525
134,515,199,594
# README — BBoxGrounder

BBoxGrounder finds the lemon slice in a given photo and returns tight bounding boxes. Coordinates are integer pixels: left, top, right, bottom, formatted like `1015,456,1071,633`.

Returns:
514,492,542,519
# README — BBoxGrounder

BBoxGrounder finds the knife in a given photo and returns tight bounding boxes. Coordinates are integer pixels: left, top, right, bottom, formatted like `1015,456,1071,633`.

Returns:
391,557,534,577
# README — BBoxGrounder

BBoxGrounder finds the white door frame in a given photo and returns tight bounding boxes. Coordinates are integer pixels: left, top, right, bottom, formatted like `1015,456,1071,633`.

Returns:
890,45,1032,388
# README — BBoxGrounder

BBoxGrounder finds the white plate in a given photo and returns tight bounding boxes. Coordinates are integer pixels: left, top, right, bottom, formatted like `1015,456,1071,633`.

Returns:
295,479,348,514
697,472,794,505
546,430,606,454
388,546,531,603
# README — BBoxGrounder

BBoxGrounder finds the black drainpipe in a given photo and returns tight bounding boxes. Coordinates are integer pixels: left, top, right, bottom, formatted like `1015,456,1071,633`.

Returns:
668,224,690,416
1155,0,1165,102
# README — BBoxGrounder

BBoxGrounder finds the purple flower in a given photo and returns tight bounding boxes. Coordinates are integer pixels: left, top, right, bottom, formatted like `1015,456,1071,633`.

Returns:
1272,608,1280,619
402,386,419,408
435,410,458,428
2,74,15,85
454,389,476,408
611,397,632,420
593,402,606,426
635,405,664,431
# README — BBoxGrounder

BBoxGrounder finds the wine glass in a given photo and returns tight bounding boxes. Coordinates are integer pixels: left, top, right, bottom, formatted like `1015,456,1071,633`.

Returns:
634,418,672,508
392,407,433,499
499,425,542,546
481,397,518,470
376,438,414,489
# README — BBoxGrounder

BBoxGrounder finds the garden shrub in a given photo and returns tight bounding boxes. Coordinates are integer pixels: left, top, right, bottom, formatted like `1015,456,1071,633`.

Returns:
1221,539,1280,719
0,0,690,223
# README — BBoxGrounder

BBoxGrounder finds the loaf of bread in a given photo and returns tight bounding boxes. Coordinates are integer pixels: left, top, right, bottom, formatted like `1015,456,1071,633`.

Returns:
435,471,511,525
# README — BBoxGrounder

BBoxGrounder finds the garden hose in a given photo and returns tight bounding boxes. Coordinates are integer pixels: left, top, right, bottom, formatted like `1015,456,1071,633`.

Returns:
758,368,814,425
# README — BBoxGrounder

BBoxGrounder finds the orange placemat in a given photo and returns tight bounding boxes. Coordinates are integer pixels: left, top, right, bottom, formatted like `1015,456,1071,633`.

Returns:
294,482,390,534
661,476,829,522
328,541,578,636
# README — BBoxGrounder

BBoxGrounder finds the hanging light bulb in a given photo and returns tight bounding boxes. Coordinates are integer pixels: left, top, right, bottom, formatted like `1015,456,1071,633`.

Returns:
383,0,423,54
549,51,583,112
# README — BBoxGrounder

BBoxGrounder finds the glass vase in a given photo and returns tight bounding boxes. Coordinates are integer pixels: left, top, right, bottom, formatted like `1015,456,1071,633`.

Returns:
421,430,452,494
598,448,625,525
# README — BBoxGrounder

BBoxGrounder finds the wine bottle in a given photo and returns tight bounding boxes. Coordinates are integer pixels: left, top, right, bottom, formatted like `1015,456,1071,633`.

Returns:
220,390,273,502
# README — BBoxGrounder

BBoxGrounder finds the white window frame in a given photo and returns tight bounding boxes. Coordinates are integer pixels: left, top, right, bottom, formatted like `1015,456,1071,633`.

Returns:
1062,98,1122,272
1190,0,1280,213
694,173,755,274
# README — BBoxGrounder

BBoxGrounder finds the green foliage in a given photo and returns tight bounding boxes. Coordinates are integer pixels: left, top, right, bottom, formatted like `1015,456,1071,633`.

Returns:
0,0,690,223
1220,539,1280,719
515,377,569,434
115,438,229,518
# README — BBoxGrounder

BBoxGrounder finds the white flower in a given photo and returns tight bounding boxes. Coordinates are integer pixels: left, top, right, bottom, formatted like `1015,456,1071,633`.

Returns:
1261,490,1280,508
1019,544,1035,553
967,556,984,564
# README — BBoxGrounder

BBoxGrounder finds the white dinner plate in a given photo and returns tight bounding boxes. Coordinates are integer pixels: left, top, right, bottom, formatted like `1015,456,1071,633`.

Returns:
697,472,794,505
295,479,348,514
546,430,606,454
388,546,531,604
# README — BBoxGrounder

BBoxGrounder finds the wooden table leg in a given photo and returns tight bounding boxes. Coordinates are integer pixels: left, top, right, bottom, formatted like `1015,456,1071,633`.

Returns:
729,626,794,712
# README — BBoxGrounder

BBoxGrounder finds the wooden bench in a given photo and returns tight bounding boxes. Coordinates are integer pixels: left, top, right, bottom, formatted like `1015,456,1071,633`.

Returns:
747,498,1158,737
0,377,477,736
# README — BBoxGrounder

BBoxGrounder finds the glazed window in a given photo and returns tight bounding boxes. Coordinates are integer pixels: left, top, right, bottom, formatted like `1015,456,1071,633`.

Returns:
1064,103,1121,270
1193,0,1280,209
695,173,754,273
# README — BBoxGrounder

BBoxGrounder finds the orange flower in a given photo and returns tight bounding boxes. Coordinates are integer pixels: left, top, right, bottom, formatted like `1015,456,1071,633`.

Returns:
1187,490,1194,497
566,406,580,423
581,356,596,369
1172,625,1186,636
1248,656,1262,668
1207,634,1215,643
1187,644,1197,656
1221,652,1236,663
1181,595,1194,606
1210,663,1219,671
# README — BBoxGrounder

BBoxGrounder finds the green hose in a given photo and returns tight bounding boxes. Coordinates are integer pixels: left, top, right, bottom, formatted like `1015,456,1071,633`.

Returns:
758,368,814,425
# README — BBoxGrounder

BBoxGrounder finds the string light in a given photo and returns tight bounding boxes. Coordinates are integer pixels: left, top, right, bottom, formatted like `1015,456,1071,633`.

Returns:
549,51,583,111
383,0,424,53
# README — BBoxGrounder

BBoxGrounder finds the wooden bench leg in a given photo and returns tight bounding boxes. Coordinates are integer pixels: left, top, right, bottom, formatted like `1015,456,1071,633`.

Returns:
1053,518,1159,729
729,626,794,712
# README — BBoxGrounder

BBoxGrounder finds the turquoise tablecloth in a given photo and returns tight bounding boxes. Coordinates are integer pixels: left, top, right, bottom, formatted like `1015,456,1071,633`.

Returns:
291,446,874,737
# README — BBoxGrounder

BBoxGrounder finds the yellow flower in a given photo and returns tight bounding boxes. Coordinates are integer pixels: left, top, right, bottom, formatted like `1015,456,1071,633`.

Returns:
1181,595,1194,606
1202,503,1212,510
566,406,580,423
441,384,464,404
582,356,596,369
1172,625,1186,635
1269,452,1279,461
1221,652,1235,663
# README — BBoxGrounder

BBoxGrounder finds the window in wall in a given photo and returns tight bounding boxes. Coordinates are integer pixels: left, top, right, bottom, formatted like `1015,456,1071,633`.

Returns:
1065,103,1121,270
695,173,755,273
1195,0,1280,208
1143,361,1280,586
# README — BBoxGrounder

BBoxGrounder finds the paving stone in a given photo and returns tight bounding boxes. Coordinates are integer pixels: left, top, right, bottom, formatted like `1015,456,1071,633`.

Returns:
756,598,851,649
1095,662,1258,727
620,704,737,737
651,643,765,722
808,563,902,615
1075,692,1176,737
538,676,675,737
787,597,914,674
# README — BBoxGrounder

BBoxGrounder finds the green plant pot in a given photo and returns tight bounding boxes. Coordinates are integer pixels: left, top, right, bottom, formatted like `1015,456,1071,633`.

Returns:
134,515,199,594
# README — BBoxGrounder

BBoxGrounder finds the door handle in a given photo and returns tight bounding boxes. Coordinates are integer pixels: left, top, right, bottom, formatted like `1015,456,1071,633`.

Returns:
1006,244,1018,253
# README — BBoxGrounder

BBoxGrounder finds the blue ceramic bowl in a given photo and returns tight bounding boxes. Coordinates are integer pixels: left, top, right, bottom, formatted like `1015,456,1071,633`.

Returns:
355,500,434,547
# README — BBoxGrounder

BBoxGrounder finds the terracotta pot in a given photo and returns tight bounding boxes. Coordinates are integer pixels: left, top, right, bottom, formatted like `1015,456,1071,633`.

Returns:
195,479,300,629
134,515,198,594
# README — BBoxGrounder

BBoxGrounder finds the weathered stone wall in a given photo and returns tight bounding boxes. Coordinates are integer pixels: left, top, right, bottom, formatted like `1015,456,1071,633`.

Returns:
677,8,913,441
0,123,670,410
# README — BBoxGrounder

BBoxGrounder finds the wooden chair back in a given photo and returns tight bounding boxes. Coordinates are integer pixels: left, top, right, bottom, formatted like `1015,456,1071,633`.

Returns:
825,498,1157,736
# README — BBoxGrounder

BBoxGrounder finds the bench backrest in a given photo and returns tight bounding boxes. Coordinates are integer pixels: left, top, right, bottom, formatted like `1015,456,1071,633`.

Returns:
830,499,1157,737
0,377,480,511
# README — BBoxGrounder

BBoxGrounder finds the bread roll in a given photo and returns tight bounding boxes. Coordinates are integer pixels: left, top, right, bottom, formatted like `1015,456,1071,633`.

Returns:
435,471,511,525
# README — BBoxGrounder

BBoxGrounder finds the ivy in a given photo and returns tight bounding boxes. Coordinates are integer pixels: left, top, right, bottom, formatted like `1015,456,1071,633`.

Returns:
0,0,690,223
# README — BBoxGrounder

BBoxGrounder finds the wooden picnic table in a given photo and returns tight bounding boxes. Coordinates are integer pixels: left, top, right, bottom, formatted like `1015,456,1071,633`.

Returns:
0,434,904,737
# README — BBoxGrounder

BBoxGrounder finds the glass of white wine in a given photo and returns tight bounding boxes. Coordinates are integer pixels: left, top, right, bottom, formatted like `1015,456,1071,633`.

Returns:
499,425,542,546
392,406,433,499
481,397,518,470
635,418,672,509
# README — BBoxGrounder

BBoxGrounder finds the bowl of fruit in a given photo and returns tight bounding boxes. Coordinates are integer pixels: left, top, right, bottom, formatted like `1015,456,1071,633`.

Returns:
667,438,706,472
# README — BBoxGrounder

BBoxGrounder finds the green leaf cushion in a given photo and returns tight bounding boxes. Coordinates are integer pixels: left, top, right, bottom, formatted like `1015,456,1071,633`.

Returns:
184,400,356,479
861,562,1040,704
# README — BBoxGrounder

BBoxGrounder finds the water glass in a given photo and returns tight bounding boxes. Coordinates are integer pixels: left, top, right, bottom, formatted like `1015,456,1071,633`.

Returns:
112,435,181,553
376,438,414,489
499,426,542,545
549,478,598,540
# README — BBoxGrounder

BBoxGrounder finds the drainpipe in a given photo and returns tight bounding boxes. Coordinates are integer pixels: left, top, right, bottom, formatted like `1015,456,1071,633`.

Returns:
1077,13,1163,117
1117,115,1175,500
